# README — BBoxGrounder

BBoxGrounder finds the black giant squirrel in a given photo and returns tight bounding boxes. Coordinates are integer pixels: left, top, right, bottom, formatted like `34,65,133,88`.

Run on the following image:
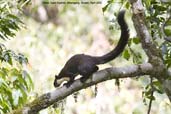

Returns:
54,10,129,88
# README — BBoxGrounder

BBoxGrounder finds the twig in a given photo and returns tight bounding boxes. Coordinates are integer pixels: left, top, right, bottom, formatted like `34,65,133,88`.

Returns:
147,76,154,114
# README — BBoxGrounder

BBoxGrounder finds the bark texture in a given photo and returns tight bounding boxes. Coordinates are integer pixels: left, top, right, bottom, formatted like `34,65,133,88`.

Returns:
9,63,153,114
129,0,171,101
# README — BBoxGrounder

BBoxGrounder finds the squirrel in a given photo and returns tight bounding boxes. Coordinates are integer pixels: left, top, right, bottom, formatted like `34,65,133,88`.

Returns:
54,10,129,88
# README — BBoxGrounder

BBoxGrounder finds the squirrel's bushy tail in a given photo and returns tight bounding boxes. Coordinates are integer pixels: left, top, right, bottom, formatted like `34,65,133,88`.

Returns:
95,10,129,64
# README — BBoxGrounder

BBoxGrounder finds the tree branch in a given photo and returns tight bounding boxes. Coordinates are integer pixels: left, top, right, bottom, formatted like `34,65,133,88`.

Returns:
9,63,153,114
8,1,171,113
129,0,164,68
129,0,171,101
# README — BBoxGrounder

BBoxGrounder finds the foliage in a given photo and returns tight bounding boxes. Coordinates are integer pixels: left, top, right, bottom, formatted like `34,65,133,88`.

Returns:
103,0,171,113
2,0,171,113
0,0,33,113
145,0,171,68
142,0,171,102
0,0,29,40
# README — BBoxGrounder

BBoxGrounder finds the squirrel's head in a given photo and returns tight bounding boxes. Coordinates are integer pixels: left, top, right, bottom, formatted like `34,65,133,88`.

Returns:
54,75,70,87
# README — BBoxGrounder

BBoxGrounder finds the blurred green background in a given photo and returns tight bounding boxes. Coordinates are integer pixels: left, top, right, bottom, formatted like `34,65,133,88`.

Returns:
2,0,171,114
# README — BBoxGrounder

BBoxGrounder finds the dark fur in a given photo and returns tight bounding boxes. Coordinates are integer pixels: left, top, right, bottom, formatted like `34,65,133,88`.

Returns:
54,10,129,87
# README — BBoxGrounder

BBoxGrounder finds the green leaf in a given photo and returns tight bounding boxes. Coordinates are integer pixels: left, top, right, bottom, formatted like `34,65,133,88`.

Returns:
0,100,11,113
9,68,20,77
152,81,164,94
22,70,34,91
132,37,140,44
147,95,155,100
102,0,113,13
125,1,130,9
18,53,28,64
15,84,27,106
128,39,132,46
102,3,109,13
132,52,142,64
164,28,171,36
153,4,167,11
7,14,22,23
123,49,130,60
0,78,12,94
2,50,13,65
144,0,151,8
0,70,7,79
